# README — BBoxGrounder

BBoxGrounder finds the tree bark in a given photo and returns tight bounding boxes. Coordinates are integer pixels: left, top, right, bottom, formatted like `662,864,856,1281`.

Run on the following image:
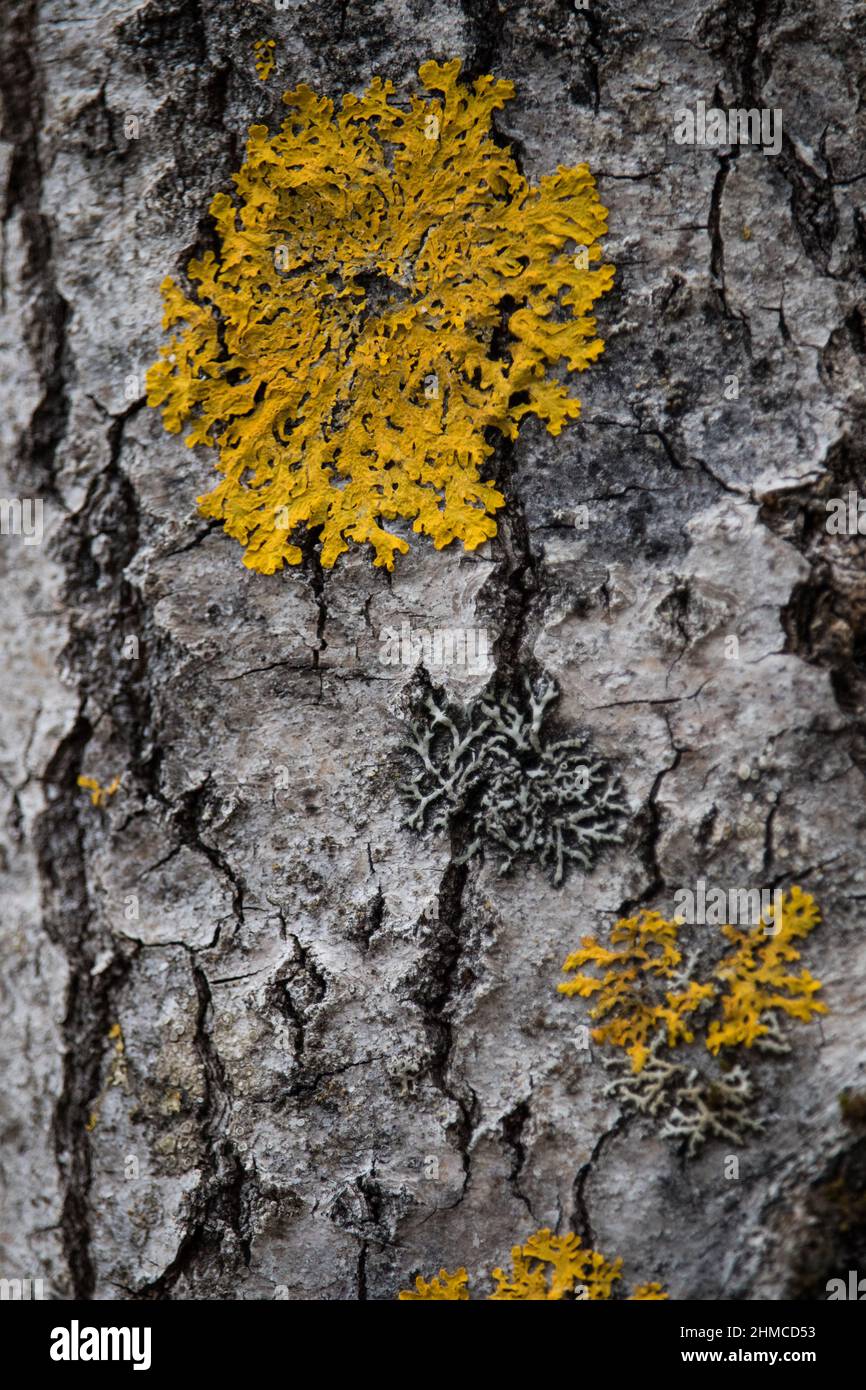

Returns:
2,0,865,1301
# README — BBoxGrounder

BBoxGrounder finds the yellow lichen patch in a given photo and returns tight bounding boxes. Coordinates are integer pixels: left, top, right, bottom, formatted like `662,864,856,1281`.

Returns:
490,1230,621,1300
561,892,825,1071
560,890,827,1153
77,774,121,808
398,1230,665,1301
147,59,613,572
630,1282,669,1300
253,38,276,81
558,911,715,1073
398,1268,470,1301
706,886,826,1054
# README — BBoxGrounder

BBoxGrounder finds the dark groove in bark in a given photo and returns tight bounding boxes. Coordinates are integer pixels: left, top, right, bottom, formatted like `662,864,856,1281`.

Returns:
501,1098,533,1216
0,0,72,498
34,719,109,1298
570,1114,629,1248
136,960,255,1297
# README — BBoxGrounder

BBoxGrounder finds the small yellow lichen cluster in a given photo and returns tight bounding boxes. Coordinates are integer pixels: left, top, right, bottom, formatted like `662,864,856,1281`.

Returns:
147,59,613,572
706,887,825,1052
77,773,121,808
398,1229,667,1301
85,1023,128,1132
559,910,715,1073
559,886,826,1074
401,1268,470,1301
253,38,276,81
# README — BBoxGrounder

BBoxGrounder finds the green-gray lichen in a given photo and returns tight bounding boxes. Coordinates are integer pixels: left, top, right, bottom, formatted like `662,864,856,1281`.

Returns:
603,1037,764,1157
400,670,627,885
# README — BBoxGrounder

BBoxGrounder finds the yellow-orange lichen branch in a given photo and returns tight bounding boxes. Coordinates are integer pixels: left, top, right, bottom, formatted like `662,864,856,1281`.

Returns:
398,1229,666,1301
147,59,613,572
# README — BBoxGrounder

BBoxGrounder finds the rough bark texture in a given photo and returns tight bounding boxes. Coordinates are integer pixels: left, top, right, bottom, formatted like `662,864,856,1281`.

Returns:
2,0,866,1302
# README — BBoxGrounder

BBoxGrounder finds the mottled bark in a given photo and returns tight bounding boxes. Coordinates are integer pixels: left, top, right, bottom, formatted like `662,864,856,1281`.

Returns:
1,0,865,1301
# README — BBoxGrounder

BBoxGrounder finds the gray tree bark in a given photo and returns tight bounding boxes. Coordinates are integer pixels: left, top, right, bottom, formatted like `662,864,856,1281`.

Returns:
1,0,865,1301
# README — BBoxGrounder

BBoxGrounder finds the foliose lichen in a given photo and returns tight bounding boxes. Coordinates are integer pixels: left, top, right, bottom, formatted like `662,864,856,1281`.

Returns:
706,886,826,1053
146,59,613,572
253,38,276,81
401,670,627,885
398,1228,667,1300
560,887,827,1154
559,908,716,1073
603,1036,765,1158
77,773,121,808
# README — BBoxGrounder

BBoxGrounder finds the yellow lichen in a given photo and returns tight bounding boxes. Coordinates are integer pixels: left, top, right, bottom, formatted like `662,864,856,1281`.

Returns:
77,774,121,808
630,1282,669,1300
490,1230,621,1301
147,59,613,572
84,1023,129,1132
253,38,276,81
561,890,825,1072
558,910,715,1073
398,1268,470,1301
706,885,826,1054
397,1229,665,1301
